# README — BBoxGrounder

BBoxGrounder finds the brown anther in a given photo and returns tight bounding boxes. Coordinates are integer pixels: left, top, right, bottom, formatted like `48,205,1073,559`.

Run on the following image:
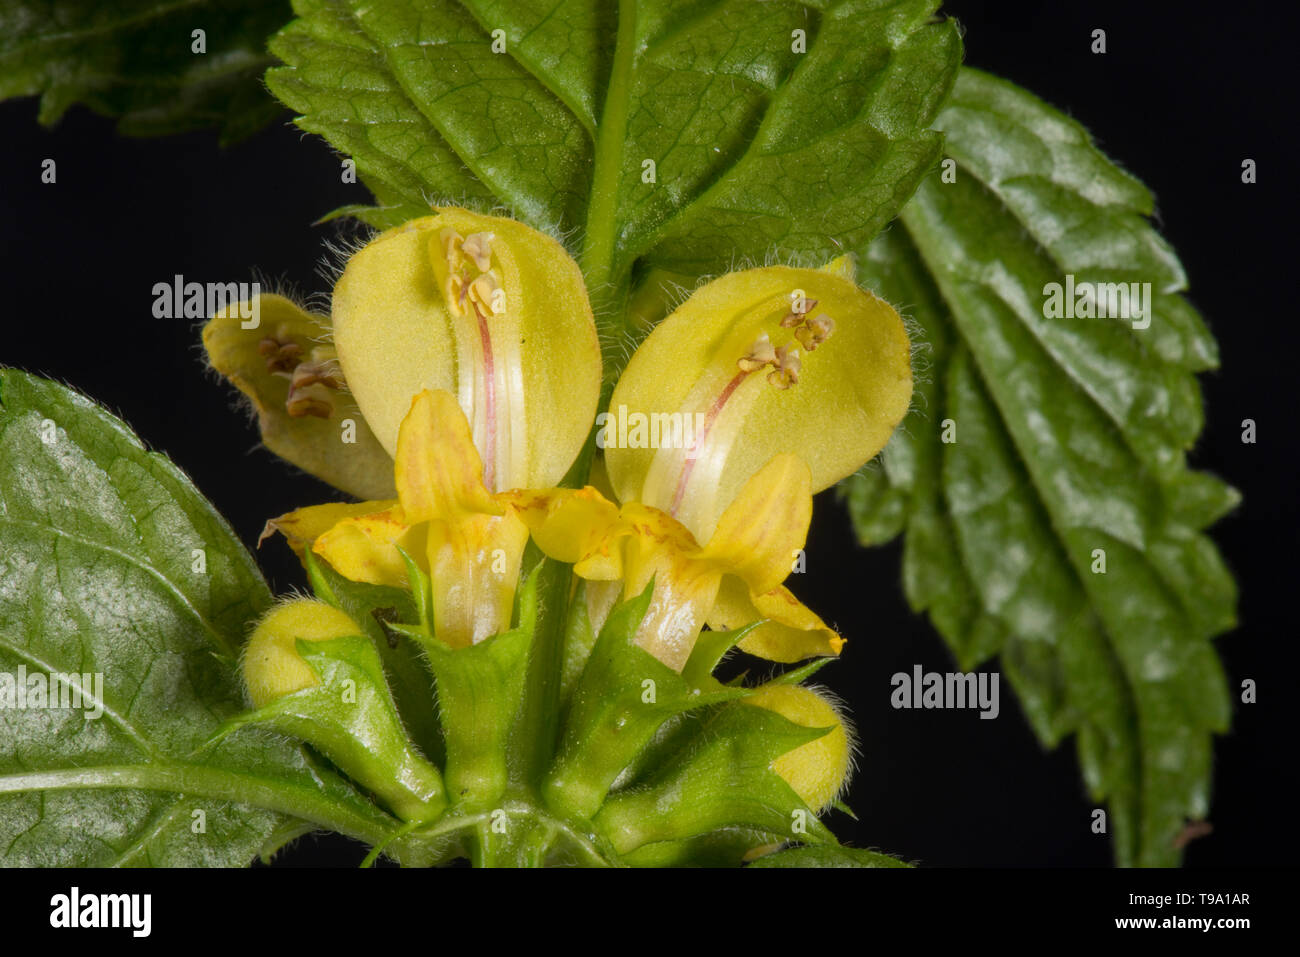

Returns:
290,360,343,393
461,231,495,272
794,313,836,351
737,333,778,373
258,337,305,375
285,355,343,419
767,344,801,389
285,385,334,418
780,295,818,326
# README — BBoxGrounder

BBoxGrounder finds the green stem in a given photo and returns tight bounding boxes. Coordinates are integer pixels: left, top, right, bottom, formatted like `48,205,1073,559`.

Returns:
360,818,423,869
418,801,614,867
580,0,638,304
0,764,415,862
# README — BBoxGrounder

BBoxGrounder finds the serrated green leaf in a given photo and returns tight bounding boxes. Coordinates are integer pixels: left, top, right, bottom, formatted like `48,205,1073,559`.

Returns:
0,370,410,865
0,0,291,143
264,0,962,368
844,69,1238,867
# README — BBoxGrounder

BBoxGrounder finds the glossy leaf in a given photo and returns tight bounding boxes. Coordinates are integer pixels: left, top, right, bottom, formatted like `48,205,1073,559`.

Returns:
0,370,411,865
265,0,962,366
844,69,1238,867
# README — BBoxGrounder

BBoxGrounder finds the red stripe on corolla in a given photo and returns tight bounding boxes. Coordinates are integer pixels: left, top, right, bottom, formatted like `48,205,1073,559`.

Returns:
474,301,497,492
670,369,749,517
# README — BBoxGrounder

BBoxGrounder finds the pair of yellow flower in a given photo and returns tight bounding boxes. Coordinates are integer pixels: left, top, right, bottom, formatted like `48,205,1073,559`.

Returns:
206,208,912,673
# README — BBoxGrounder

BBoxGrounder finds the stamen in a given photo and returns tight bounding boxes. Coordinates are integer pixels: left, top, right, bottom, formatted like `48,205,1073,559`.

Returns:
794,313,835,351
469,272,504,316
259,337,303,375
441,228,464,264
285,353,344,418
290,359,343,392
461,231,495,272
768,344,801,389
441,225,510,489
737,333,777,372
780,296,817,327
446,272,466,316
258,324,309,375
285,384,334,418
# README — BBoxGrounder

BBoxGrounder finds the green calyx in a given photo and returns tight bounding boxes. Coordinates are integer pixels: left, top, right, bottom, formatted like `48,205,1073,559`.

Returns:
240,555,876,868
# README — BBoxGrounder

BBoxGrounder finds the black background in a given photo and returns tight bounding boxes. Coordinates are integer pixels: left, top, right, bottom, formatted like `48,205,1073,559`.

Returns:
1,1,1295,868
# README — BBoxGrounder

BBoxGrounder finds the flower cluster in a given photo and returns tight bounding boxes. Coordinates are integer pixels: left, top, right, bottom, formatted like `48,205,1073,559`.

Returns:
205,208,912,864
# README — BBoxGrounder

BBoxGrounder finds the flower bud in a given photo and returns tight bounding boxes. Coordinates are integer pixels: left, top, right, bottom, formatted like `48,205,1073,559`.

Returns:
745,684,853,813
238,598,446,823
242,599,364,707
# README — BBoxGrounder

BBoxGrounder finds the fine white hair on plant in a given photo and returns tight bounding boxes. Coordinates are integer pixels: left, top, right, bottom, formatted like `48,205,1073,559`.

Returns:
235,588,319,681
596,325,643,390
759,244,833,272
803,682,860,803
317,229,372,291
658,275,698,312
502,204,575,252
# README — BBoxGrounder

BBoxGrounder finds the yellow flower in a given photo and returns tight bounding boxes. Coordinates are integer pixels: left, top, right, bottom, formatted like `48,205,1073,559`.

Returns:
262,235,909,669
204,207,601,500
510,259,911,671
261,208,603,648
508,453,840,671
333,208,601,493
604,257,911,544
204,293,396,500
275,389,529,649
